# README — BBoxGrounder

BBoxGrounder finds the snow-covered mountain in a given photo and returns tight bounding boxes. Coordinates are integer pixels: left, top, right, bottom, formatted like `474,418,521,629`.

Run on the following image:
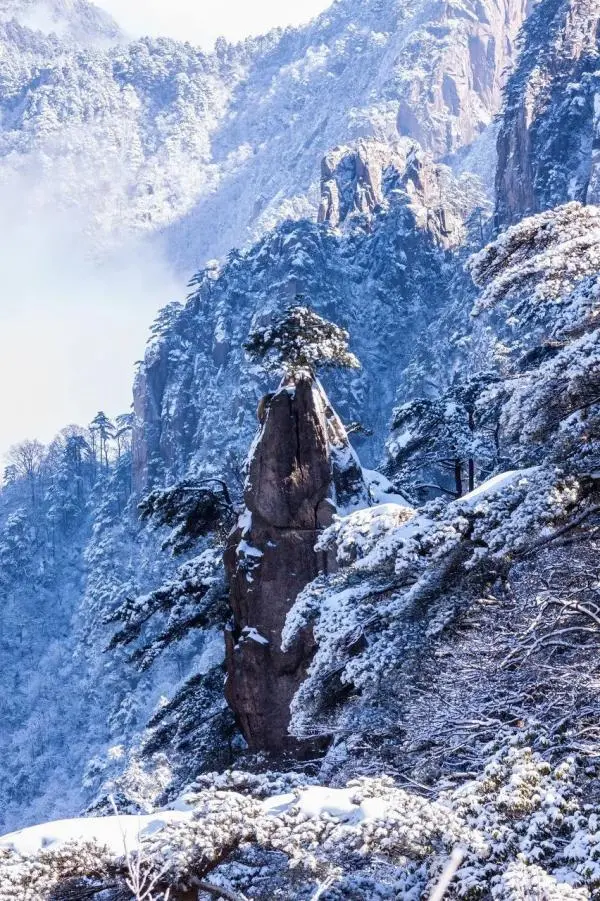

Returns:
3,0,600,897
132,138,485,490
0,0,526,839
0,0,120,43
0,0,525,271
496,0,600,224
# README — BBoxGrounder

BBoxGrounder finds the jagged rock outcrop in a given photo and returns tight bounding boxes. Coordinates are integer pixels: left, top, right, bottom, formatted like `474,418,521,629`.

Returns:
318,138,481,246
388,0,528,160
496,0,600,226
224,377,367,752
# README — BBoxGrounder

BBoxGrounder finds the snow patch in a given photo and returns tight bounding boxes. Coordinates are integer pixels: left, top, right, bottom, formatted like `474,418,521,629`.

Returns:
0,811,190,858
237,510,252,536
363,468,410,505
458,470,531,506
264,786,388,825
242,626,269,646
236,539,263,559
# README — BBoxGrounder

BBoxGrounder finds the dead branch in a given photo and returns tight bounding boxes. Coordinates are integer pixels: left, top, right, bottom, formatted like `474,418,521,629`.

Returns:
197,881,247,901
519,505,600,558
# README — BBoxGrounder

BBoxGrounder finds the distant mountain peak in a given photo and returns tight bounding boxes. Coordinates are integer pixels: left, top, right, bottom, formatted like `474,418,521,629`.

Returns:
0,0,121,44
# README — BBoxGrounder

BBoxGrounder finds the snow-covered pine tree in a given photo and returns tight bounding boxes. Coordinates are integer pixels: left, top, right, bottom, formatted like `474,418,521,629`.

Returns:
90,412,115,472
244,301,360,378
103,478,238,796
387,373,501,502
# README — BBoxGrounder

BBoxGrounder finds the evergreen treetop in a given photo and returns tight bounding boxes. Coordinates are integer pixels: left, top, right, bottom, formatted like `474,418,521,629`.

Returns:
244,303,360,377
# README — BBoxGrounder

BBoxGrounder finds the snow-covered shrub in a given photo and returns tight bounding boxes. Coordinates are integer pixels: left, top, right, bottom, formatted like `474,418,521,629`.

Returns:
469,203,600,315
0,841,116,901
492,861,589,900
283,467,586,738
467,205,600,472
3,734,600,899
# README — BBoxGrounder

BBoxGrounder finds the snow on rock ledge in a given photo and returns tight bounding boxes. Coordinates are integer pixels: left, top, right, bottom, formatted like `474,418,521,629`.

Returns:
282,466,585,738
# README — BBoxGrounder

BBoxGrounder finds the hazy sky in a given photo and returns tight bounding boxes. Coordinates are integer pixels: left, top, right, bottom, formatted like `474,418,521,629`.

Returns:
96,0,331,46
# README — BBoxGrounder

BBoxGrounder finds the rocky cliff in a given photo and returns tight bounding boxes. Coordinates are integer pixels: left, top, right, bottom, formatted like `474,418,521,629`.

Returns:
0,0,557,841
224,377,366,752
163,0,527,268
3,0,600,871
318,138,478,243
132,137,485,494
496,0,600,225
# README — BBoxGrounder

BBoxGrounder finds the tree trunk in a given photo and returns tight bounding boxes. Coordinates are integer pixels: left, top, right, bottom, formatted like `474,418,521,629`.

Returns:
468,458,475,493
468,409,475,492
454,459,463,498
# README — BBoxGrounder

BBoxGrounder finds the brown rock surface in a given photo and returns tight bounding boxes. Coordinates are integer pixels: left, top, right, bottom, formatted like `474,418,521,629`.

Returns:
225,377,364,752
317,139,482,248
245,381,331,530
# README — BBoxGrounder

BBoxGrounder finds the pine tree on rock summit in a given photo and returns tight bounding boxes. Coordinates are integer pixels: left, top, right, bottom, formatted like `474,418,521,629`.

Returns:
245,302,360,378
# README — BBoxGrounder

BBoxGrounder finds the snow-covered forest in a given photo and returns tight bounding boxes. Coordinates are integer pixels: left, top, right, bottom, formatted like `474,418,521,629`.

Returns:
2,0,600,898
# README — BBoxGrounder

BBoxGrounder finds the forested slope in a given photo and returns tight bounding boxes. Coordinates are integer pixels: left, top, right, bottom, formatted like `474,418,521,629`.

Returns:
3,0,600,898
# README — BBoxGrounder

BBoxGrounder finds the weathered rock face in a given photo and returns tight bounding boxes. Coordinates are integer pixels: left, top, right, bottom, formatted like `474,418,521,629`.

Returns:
385,0,528,160
225,377,366,752
496,0,600,226
318,138,482,246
